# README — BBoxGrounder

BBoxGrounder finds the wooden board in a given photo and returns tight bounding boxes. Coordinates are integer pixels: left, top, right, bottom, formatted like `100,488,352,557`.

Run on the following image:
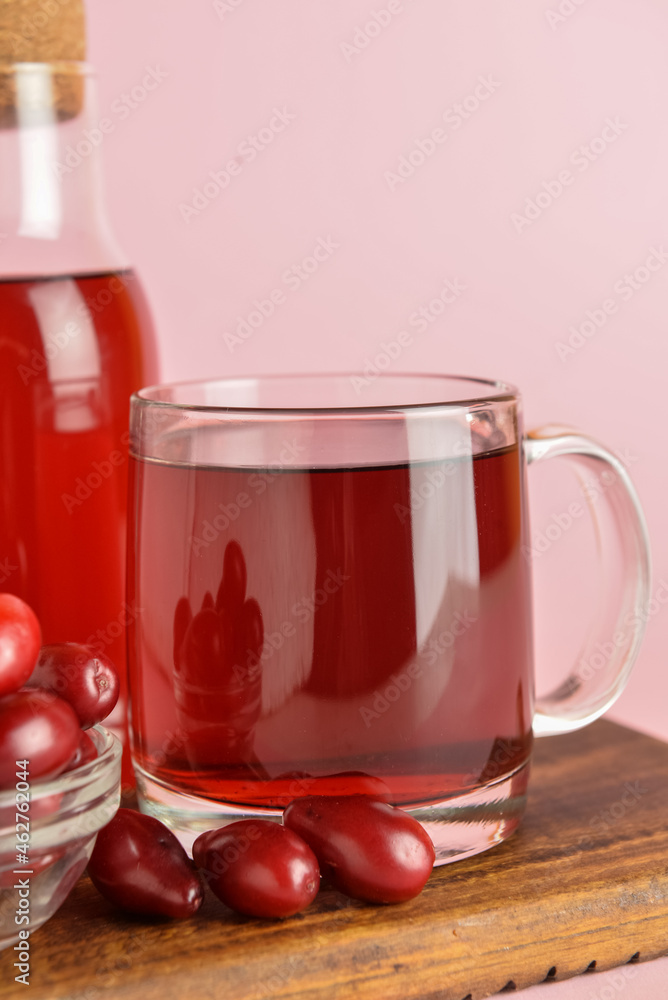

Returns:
3,719,668,1000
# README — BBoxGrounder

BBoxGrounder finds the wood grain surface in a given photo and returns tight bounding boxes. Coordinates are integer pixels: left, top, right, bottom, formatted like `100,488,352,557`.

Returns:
2,719,668,1000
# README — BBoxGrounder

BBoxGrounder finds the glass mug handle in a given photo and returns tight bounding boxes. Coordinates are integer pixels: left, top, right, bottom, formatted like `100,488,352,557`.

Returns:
525,428,652,737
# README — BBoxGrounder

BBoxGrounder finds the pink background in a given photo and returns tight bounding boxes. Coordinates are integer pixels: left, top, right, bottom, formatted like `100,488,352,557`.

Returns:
88,2,667,996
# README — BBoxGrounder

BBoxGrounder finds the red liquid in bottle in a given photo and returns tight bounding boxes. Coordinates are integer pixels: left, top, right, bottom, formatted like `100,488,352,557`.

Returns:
0,270,158,764
128,445,533,808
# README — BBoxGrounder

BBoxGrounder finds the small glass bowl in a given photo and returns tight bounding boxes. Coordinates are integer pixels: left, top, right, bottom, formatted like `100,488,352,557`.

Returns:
0,725,121,950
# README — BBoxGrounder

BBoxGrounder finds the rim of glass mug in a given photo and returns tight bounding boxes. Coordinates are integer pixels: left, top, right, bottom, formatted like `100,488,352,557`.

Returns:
131,371,519,412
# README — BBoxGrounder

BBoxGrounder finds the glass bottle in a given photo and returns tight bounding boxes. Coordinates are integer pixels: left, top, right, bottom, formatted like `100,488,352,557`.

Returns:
0,62,159,769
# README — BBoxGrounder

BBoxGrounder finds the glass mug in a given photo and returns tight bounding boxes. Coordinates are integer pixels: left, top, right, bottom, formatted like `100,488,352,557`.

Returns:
127,374,650,861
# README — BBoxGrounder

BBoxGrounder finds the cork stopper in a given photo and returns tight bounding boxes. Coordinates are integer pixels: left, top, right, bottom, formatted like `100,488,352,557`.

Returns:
0,0,87,126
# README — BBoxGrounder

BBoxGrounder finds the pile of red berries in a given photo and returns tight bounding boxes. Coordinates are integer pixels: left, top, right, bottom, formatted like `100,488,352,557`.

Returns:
88,794,436,922
0,591,436,923
0,593,120,789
